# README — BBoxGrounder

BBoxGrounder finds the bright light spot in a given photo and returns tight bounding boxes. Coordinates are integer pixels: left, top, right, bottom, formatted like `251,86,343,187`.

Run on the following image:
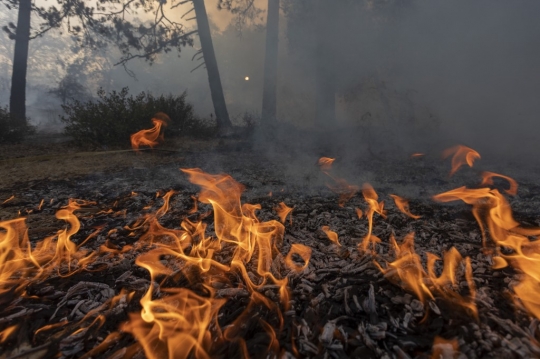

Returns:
245,76,250,81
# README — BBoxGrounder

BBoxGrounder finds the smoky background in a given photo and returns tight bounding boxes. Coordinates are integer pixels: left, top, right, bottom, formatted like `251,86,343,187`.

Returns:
0,0,538,163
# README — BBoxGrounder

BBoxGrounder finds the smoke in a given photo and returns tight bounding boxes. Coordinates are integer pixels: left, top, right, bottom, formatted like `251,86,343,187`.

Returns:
2,0,539,164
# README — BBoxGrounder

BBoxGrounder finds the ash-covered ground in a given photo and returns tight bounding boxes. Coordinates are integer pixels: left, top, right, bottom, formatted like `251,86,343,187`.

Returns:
1,136,540,359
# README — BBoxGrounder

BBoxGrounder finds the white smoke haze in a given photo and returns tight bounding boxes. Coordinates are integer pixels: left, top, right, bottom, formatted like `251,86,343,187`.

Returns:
1,0,539,162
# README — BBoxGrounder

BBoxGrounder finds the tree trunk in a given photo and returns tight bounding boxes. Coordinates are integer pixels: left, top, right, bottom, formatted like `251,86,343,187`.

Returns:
192,0,232,130
314,1,335,127
261,0,279,124
10,0,32,127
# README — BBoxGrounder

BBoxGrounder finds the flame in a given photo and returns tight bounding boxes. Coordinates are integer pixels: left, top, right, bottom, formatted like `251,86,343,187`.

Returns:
317,157,358,206
480,171,518,195
360,183,386,252
442,145,481,176
390,194,421,219
284,244,312,272
123,168,295,358
122,283,225,359
411,153,425,158
275,202,293,224
2,195,14,204
376,233,477,316
131,113,170,151
317,157,335,171
0,200,96,296
0,325,17,344
431,336,459,359
321,226,341,246
433,178,540,319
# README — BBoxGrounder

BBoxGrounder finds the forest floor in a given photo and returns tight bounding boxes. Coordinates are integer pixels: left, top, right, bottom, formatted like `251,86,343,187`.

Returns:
1,134,540,358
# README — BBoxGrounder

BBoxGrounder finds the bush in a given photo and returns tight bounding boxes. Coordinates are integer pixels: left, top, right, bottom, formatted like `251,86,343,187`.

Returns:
61,87,216,148
0,106,35,143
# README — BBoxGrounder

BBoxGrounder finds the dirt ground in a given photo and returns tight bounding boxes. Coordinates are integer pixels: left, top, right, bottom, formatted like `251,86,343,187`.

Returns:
0,137,223,190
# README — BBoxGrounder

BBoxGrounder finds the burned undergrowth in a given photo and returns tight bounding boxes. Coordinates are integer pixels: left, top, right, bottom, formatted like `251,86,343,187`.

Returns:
1,142,540,358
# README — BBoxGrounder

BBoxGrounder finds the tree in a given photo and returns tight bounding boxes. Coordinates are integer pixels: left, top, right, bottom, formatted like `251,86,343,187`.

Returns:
191,0,232,130
1,0,193,131
261,0,279,124
8,0,30,129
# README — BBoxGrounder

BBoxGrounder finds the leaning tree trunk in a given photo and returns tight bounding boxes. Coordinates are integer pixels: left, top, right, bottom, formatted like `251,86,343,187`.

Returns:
10,0,32,127
192,0,232,130
261,0,279,124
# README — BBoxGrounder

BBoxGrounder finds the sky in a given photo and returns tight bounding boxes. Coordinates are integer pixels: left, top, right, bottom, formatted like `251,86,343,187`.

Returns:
0,0,539,162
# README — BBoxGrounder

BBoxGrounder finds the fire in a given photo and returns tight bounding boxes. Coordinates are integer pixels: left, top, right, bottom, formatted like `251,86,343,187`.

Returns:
321,226,341,246
285,243,311,272
376,233,477,316
317,156,335,171
360,183,386,252
433,170,540,319
130,113,170,150
430,336,459,359
122,284,225,359
390,194,421,219
480,171,518,195
275,201,293,224
317,156,359,206
120,168,296,358
0,200,95,296
442,145,481,176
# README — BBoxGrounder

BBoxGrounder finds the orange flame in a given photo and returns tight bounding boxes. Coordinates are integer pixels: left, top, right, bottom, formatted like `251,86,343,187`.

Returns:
130,113,170,150
376,233,477,316
480,171,518,195
285,244,312,272
275,202,293,224
390,194,421,219
442,145,481,176
360,183,386,252
431,336,459,359
317,157,335,171
321,226,341,246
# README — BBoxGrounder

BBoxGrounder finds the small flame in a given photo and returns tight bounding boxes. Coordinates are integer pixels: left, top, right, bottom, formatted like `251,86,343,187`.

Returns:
285,244,312,272
442,145,481,176
317,157,335,171
390,194,421,219
480,171,518,195
430,336,459,359
321,226,341,246
275,202,293,224
130,113,170,151
360,183,386,252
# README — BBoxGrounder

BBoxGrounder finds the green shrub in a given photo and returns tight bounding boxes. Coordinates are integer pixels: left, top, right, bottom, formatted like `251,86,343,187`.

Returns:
61,87,216,148
0,106,35,143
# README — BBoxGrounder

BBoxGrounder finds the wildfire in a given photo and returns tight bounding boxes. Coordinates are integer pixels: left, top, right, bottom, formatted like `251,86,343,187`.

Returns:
4,142,540,357
130,112,170,150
